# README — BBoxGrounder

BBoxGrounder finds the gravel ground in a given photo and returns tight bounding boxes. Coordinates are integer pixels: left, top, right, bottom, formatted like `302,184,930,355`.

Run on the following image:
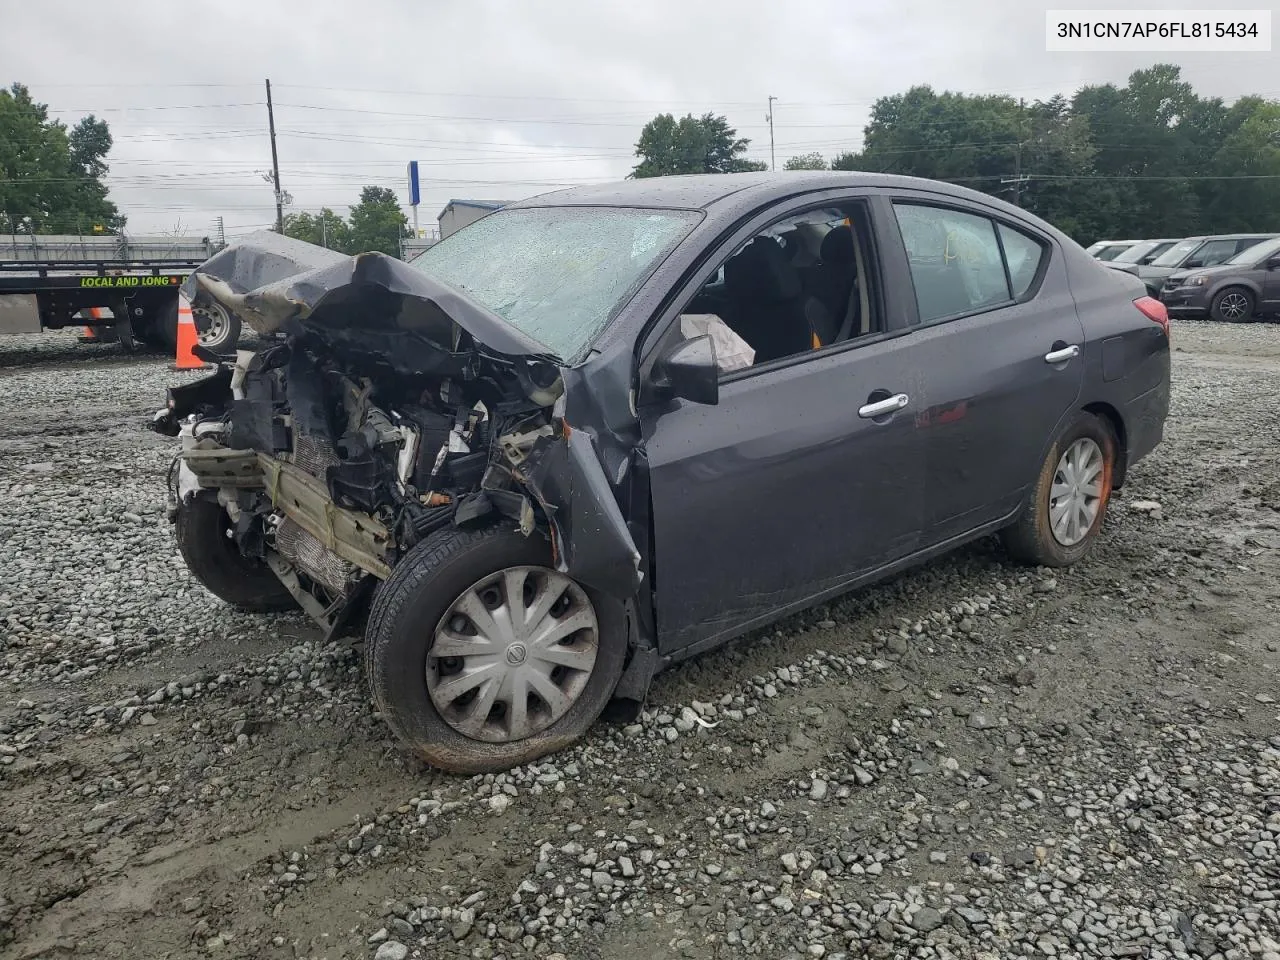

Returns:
1,324,1278,960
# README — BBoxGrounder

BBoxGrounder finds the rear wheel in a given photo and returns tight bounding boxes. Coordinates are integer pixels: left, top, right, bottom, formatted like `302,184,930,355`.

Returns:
1210,287,1254,323
175,495,296,612
1002,412,1117,567
143,298,178,350
363,525,627,774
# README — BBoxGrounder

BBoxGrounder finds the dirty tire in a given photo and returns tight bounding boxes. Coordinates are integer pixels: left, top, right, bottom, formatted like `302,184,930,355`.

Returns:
1209,287,1255,324
175,495,296,612
139,298,178,351
364,525,627,774
1001,412,1117,568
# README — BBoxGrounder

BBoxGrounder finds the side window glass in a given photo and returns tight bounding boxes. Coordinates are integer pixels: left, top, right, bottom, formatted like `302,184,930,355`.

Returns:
644,202,881,380
894,204,1011,322
997,223,1047,298
1198,240,1236,266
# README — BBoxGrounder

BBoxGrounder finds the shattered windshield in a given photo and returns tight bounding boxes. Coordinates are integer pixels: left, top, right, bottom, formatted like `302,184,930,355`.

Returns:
411,206,700,363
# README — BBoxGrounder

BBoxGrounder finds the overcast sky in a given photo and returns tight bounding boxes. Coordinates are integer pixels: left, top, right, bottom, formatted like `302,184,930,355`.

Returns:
3,0,1276,238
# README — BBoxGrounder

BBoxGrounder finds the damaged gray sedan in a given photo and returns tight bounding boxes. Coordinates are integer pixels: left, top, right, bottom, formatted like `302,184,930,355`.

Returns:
155,173,1170,773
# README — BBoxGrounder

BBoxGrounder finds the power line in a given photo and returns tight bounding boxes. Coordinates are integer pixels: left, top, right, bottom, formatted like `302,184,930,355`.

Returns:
48,102,264,112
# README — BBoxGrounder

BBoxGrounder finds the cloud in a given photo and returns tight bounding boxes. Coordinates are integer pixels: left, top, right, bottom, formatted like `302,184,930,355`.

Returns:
3,0,1275,234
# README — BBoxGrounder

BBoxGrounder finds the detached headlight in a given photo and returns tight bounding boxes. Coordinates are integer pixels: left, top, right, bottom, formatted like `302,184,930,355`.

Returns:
1182,275,1209,287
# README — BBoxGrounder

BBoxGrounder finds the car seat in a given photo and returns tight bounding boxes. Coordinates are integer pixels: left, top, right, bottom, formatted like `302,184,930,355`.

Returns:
723,236,821,363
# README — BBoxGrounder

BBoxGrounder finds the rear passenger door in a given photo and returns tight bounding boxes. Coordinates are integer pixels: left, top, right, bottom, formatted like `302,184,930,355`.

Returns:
879,196,1085,544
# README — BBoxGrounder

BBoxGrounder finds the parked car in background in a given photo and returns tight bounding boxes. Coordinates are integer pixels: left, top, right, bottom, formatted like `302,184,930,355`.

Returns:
1127,234,1279,295
1105,238,1181,269
1085,240,1139,261
158,172,1171,773
1159,235,1280,322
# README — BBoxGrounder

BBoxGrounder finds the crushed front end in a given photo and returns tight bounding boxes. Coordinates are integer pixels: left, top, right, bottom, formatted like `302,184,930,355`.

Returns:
153,234,642,637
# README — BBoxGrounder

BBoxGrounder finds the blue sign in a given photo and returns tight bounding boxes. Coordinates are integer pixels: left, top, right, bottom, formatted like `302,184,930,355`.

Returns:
407,161,420,206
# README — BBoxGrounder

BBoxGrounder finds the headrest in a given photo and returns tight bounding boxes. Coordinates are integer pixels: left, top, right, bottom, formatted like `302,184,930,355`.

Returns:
724,236,802,302
820,225,855,265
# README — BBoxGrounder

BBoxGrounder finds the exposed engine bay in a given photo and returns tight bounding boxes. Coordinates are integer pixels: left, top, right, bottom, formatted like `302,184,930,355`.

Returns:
153,233,642,636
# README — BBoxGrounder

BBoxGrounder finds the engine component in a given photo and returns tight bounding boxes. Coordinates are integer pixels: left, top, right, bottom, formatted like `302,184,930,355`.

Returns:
275,518,358,596
327,457,394,514
499,421,555,466
181,446,263,489
257,453,393,579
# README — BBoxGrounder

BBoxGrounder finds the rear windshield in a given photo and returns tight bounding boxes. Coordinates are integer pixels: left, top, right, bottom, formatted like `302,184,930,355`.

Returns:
411,206,700,363
1093,244,1131,261
1227,236,1280,265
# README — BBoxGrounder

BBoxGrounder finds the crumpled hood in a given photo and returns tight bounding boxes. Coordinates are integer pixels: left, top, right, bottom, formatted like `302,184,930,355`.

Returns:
181,231,557,360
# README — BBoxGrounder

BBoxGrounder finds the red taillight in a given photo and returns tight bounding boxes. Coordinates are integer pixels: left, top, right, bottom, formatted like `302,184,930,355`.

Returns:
1134,296,1170,339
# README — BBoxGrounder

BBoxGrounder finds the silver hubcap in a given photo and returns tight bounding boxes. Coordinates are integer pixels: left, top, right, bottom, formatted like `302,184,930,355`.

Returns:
426,566,598,743
1219,293,1249,321
196,303,229,345
1049,438,1105,547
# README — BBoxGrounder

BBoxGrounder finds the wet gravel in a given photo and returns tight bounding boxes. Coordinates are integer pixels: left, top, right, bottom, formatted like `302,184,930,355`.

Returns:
1,324,1279,960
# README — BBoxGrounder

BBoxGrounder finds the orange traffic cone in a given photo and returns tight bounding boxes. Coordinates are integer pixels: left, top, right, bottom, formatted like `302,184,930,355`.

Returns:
174,294,205,370
79,307,103,342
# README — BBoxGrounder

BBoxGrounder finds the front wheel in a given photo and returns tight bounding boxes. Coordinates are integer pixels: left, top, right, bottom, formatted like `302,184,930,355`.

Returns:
363,525,627,774
1002,412,1117,567
1210,287,1255,324
175,495,297,612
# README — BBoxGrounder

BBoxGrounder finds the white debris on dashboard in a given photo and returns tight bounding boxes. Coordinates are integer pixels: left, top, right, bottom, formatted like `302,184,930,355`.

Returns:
680,313,755,372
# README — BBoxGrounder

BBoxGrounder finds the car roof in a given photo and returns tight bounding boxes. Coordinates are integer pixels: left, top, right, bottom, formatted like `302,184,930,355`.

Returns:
508,171,1042,222
1183,233,1279,241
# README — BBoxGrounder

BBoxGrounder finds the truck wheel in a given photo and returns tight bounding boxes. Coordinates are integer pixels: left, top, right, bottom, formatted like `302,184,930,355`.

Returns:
195,302,241,352
363,525,627,774
137,298,178,351
175,495,296,612
1001,412,1117,568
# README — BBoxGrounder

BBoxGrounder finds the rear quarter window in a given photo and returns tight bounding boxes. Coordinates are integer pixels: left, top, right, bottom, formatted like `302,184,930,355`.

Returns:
997,224,1048,299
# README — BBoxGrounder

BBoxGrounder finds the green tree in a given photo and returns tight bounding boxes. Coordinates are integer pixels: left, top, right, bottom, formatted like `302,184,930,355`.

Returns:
283,207,352,252
347,186,410,257
1203,97,1280,232
830,151,865,171
631,113,766,178
1073,65,1201,238
0,83,122,234
783,152,828,171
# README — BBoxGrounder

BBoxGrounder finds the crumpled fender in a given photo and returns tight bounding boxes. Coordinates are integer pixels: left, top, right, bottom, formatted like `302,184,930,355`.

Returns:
514,425,642,601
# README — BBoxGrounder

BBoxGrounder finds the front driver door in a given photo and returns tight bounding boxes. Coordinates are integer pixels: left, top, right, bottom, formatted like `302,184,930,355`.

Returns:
1259,253,1280,312
636,193,927,655
640,337,927,655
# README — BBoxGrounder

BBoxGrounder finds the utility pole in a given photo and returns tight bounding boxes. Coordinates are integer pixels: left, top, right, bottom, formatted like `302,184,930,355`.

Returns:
766,96,777,171
265,79,283,233
1001,142,1030,207
1001,104,1032,207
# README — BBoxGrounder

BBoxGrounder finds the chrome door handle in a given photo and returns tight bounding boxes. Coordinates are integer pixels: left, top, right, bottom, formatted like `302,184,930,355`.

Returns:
858,393,910,419
1044,345,1081,364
